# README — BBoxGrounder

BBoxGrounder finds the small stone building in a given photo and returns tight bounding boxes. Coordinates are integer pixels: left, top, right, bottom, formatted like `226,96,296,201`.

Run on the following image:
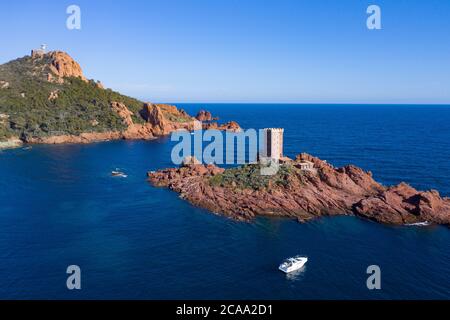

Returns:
296,160,314,171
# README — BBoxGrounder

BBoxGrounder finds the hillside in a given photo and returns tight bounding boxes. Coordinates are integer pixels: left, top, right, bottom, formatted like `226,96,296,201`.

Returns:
0,49,204,146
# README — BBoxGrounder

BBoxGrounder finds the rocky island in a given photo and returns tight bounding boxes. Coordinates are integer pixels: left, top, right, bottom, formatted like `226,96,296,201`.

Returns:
0,48,239,149
148,153,450,226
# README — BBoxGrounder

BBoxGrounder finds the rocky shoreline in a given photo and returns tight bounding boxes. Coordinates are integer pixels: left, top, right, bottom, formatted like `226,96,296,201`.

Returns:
0,137,23,150
1,103,240,148
148,153,450,226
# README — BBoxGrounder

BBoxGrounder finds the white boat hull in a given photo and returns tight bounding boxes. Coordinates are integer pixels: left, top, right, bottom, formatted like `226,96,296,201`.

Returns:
278,257,308,273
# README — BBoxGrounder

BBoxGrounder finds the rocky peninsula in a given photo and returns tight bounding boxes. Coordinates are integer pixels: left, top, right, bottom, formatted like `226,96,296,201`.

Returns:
148,153,450,226
0,49,239,149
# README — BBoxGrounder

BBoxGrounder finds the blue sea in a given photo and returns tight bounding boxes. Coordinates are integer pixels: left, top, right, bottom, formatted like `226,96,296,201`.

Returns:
0,104,449,299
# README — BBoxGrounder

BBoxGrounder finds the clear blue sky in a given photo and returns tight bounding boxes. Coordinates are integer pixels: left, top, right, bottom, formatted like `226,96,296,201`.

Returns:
1,0,450,103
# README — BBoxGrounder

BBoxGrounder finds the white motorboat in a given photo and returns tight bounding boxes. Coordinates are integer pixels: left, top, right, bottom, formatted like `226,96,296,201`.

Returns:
278,256,308,273
111,170,127,178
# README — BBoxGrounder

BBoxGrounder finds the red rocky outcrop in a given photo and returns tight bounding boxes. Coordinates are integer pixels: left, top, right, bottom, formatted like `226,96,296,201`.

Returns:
196,110,218,121
148,154,450,226
353,183,450,225
47,51,87,82
203,121,241,132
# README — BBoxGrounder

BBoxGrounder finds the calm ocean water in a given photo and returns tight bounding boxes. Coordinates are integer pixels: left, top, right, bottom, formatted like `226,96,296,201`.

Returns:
0,104,449,299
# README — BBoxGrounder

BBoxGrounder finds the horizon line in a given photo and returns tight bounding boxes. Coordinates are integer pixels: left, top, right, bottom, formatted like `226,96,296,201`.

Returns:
152,102,450,106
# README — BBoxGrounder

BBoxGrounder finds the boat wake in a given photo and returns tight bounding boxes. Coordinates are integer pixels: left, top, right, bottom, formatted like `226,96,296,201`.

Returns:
405,221,431,227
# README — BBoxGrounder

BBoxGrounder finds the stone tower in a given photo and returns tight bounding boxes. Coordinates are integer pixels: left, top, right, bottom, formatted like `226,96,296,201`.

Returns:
261,128,284,160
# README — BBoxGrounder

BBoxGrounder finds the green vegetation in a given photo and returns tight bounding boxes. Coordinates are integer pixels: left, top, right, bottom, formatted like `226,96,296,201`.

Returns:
209,163,295,190
164,112,192,123
158,105,192,123
0,55,147,140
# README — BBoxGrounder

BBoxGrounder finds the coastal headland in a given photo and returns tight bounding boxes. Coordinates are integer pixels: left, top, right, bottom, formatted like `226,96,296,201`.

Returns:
0,49,239,149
